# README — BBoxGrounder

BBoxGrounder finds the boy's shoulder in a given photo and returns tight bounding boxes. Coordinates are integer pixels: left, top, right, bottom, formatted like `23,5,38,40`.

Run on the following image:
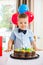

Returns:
27,29,34,36
27,29,33,33
13,27,18,32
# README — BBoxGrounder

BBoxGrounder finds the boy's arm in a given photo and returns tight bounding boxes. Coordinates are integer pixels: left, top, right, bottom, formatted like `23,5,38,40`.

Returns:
5,39,14,52
5,30,16,52
31,41,43,51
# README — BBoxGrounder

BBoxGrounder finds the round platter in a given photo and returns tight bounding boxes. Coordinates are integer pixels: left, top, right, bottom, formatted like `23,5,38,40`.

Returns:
10,53,40,60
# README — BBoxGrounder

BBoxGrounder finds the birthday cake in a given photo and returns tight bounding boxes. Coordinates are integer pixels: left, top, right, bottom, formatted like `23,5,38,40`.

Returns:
14,48,36,58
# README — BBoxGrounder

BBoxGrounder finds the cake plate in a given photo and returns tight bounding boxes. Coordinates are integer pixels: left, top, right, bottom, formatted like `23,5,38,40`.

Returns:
10,53,40,60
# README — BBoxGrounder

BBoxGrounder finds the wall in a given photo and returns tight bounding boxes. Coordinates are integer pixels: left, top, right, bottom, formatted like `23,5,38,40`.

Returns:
34,0,43,48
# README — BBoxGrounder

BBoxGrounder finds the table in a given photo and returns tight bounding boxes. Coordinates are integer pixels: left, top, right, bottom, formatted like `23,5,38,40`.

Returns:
0,51,43,65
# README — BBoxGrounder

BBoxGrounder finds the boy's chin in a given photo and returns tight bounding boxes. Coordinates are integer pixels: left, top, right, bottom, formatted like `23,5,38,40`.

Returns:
20,28,26,30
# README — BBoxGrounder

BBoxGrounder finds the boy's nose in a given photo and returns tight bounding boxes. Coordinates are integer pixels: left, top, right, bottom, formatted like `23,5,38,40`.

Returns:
22,24,24,26
22,24,25,27
22,23,25,26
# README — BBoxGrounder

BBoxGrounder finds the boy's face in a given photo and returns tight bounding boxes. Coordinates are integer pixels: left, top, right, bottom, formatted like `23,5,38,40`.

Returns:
18,17,28,30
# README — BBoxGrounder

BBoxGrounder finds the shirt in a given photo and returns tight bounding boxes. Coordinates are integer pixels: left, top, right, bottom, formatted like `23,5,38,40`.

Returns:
10,28,34,49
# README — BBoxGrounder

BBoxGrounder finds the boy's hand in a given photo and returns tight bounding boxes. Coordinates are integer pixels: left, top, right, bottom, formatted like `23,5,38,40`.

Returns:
4,39,13,52
4,49,12,52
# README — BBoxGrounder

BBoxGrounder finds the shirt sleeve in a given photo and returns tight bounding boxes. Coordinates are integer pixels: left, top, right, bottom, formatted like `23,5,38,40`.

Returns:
29,31,35,42
10,31,16,41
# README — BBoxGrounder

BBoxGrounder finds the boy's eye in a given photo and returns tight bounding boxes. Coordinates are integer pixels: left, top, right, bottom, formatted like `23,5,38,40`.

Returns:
20,22,27,24
24,22,26,24
20,22,22,24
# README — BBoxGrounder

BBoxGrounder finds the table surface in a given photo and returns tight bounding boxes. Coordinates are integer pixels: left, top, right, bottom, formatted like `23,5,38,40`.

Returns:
0,51,43,65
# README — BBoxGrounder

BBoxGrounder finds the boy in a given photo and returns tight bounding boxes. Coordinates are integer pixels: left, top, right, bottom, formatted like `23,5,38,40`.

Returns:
5,14,43,52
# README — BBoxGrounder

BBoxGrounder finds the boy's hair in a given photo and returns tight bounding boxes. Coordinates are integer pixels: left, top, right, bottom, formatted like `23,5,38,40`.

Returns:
18,13,28,18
